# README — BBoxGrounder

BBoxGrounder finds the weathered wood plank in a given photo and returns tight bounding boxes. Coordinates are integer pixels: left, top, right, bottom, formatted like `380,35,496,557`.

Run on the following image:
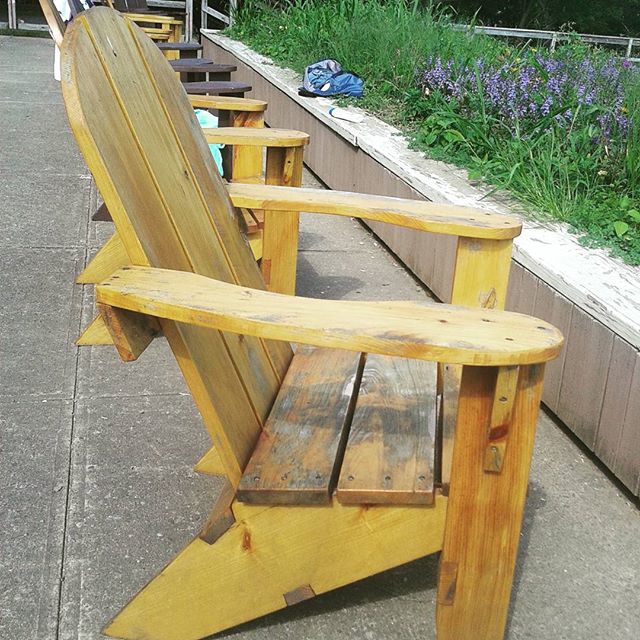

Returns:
557,307,613,449
613,350,640,492
237,346,364,504
228,184,522,240
337,354,437,505
105,495,447,640
63,9,293,481
532,284,572,413
261,146,304,295
595,336,637,471
97,303,159,361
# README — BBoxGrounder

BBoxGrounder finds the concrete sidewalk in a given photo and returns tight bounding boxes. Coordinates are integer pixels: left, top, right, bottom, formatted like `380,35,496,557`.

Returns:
1,35,639,640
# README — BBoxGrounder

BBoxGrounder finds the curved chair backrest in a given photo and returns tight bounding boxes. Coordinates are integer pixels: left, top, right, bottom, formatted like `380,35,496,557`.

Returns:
61,7,292,480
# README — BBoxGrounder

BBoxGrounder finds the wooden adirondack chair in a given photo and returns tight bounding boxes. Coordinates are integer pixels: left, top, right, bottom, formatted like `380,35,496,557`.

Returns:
61,8,563,640
39,0,250,95
40,0,309,344
104,0,184,42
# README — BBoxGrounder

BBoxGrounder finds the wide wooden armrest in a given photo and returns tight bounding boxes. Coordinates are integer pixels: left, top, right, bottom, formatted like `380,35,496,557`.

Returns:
97,267,562,366
189,95,267,113
227,184,522,240
203,128,310,148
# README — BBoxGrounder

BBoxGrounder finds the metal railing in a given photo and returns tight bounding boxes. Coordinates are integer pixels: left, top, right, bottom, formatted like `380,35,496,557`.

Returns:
453,24,640,60
201,0,236,29
2,0,193,39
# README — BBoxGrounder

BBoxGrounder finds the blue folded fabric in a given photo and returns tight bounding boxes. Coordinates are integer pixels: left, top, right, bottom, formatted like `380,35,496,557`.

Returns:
194,109,224,177
301,59,364,98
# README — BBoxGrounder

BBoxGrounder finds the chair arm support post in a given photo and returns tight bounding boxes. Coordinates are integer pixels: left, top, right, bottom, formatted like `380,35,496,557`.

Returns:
440,237,515,486
97,302,160,362
262,146,305,295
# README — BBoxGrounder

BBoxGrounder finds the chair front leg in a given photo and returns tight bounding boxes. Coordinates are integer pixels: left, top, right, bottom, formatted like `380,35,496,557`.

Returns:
436,363,545,640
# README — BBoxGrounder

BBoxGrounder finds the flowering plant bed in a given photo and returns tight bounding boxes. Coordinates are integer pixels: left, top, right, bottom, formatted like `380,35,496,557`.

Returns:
231,0,640,264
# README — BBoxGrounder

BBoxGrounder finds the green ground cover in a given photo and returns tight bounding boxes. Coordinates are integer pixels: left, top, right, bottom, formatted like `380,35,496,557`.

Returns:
230,0,640,264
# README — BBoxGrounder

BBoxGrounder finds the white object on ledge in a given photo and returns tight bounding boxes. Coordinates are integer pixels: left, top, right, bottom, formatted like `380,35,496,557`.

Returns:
329,107,364,124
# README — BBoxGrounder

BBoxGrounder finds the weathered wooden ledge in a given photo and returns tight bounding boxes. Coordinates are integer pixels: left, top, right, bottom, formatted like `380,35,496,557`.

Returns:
202,30,640,497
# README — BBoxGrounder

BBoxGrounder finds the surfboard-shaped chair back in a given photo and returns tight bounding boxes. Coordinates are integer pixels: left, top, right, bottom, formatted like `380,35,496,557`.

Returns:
61,7,292,482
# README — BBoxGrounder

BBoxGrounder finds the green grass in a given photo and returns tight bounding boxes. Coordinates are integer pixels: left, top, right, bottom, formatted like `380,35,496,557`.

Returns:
229,0,640,265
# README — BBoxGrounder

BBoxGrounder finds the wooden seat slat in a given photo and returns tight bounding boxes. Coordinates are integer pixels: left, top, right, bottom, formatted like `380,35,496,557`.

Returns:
337,355,437,505
237,346,364,504
237,349,437,506
182,81,252,96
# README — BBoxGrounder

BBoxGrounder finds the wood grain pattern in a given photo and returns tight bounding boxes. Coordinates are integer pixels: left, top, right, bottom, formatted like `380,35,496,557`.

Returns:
61,8,292,482
337,354,437,505
531,284,572,412
482,365,519,474
193,445,225,476
262,146,304,295
76,231,128,284
97,303,159,361
441,236,514,487
188,95,267,112
97,266,565,367
228,184,523,240
203,128,309,148
238,346,364,504
594,336,637,471
76,314,114,346
437,364,545,640
557,306,613,449
104,495,448,640
612,350,640,492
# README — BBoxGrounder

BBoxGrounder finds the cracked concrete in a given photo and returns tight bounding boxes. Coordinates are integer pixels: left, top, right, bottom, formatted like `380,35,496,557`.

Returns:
1,34,639,640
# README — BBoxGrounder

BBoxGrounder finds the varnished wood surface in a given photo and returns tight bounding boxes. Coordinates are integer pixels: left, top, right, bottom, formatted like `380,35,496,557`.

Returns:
188,94,266,112
337,354,437,505
61,7,292,482
437,364,546,640
97,266,564,366
203,128,309,148
76,314,113,345
76,232,128,284
228,183,522,239
104,496,448,640
238,346,364,504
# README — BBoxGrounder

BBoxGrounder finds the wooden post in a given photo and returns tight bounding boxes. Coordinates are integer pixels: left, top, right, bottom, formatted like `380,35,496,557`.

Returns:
261,146,304,295
440,237,514,488
437,363,545,640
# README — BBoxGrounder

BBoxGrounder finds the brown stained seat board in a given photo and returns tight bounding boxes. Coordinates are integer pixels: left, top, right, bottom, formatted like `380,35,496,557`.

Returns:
337,354,437,505
238,348,437,506
238,346,365,505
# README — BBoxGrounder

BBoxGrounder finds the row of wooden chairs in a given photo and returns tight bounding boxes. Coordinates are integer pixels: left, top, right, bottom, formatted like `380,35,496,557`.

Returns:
55,7,564,640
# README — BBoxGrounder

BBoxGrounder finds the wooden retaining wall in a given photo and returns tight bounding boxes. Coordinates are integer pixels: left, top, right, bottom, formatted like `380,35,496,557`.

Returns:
203,35,640,498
